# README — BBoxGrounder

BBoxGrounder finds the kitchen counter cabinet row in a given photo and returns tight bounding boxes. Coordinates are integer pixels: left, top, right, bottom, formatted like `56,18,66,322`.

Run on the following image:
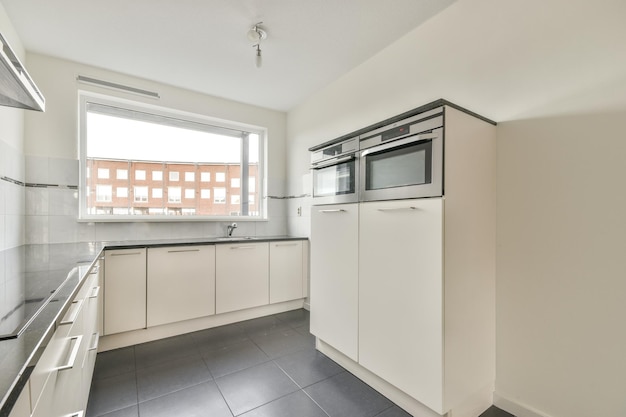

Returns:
9,260,102,417
103,240,306,337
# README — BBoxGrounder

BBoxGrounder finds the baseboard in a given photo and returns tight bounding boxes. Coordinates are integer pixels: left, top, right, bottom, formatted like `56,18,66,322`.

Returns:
98,299,305,351
493,392,553,417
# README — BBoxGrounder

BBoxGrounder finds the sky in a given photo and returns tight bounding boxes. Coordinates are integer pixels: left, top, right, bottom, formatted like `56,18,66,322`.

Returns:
86,113,259,163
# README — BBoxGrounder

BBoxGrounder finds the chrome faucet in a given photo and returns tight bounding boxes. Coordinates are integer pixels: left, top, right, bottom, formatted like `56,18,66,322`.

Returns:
226,222,238,237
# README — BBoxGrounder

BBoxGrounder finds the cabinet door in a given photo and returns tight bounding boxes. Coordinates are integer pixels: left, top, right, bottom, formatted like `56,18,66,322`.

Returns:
269,241,304,304
359,198,444,412
310,203,359,361
104,248,147,335
215,242,269,314
8,384,30,417
147,245,216,327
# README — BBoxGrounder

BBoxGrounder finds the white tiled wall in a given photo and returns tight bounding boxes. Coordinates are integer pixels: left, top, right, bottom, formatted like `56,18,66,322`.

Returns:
24,156,289,245
0,139,26,250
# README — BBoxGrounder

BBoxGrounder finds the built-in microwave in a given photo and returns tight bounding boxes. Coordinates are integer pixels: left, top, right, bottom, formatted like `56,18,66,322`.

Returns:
310,137,359,205
359,108,443,202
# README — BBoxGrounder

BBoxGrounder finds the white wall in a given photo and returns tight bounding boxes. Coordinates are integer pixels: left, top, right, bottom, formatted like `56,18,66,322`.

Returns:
495,112,626,417
22,54,289,244
286,0,626,416
0,3,26,250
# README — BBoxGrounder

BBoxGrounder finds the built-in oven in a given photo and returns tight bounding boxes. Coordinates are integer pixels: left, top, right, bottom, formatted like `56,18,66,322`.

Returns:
359,107,444,202
310,137,359,205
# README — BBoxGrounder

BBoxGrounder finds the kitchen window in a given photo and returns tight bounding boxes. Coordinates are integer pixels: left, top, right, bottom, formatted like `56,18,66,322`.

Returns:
79,93,265,221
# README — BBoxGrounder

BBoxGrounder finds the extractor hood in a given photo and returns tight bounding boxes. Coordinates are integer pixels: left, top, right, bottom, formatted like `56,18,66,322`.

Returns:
0,32,45,112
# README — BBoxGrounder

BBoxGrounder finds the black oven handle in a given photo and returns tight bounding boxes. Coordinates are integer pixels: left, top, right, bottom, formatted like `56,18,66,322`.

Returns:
310,154,356,170
360,133,438,158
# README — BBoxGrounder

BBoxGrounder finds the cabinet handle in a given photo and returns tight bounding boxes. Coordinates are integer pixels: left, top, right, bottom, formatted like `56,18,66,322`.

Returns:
275,243,298,247
57,335,83,371
110,251,142,256
89,265,99,274
89,332,99,351
63,411,84,417
377,207,418,212
319,209,346,213
60,299,83,326
230,246,255,250
89,286,100,299
167,248,200,253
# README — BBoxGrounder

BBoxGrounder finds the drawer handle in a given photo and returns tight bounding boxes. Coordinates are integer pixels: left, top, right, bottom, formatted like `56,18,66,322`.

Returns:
57,335,83,371
60,299,83,326
377,207,418,212
275,243,298,247
89,286,100,299
230,246,255,250
89,265,99,274
167,249,200,253
319,209,346,213
65,411,84,417
89,332,100,351
110,252,142,256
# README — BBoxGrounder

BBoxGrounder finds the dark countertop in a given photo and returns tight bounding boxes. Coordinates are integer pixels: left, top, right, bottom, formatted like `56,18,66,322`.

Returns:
0,235,307,417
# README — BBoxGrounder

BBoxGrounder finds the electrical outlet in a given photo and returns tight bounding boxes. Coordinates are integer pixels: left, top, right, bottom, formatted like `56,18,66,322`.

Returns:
297,206,302,216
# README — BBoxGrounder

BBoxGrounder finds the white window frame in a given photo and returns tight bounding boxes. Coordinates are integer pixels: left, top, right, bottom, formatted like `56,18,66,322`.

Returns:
78,92,266,222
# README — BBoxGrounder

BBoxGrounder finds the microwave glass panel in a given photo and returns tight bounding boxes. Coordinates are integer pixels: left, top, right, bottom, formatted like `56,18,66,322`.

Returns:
314,160,355,197
365,141,432,190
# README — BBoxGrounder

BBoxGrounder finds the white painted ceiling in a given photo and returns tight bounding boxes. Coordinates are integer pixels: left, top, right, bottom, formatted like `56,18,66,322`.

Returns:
1,0,457,112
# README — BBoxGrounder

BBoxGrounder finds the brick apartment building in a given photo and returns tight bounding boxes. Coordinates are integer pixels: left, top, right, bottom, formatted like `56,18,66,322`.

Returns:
86,158,259,216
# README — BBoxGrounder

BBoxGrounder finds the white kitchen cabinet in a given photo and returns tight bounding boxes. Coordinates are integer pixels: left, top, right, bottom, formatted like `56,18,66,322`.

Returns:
8,384,29,417
147,245,216,327
310,203,359,361
359,198,444,411
215,242,269,314
30,262,102,417
104,248,147,335
269,240,304,304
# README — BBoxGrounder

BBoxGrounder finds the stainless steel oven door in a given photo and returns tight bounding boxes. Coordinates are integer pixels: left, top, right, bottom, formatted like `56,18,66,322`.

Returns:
359,129,442,202
311,153,358,205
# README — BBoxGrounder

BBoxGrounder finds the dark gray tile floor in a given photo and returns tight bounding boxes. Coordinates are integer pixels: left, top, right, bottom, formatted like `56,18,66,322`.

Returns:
86,309,513,417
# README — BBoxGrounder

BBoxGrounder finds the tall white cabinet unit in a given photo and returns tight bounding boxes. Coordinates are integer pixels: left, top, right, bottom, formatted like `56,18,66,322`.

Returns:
310,105,496,417
310,203,359,361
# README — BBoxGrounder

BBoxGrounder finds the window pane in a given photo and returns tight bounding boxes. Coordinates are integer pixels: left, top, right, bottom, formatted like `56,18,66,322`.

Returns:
214,188,225,204
117,169,128,180
81,96,265,219
168,187,181,203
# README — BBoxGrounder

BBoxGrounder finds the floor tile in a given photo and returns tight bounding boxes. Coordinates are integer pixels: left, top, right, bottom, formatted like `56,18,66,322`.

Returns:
87,371,138,417
239,390,327,417
191,323,249,351
305,371,393,417
374,405,413,417
251,327,312,358
479,406,516,417
136,354,213,402
138,381,232,417
274,348,344,388
273,309,310,328
97,405,139,417
202,339,270,378
134,333,199,369
238,315,291,337
93,346,136,380
216,361,300,416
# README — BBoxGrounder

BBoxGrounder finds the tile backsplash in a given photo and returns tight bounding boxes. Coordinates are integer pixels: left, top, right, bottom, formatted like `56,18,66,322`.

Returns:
24,156,289,245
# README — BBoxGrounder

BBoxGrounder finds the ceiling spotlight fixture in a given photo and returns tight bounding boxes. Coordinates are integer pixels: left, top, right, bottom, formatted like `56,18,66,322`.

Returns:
247,22,267,68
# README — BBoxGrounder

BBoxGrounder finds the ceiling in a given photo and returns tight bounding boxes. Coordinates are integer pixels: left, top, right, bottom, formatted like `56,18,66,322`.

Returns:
1,0,457,112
